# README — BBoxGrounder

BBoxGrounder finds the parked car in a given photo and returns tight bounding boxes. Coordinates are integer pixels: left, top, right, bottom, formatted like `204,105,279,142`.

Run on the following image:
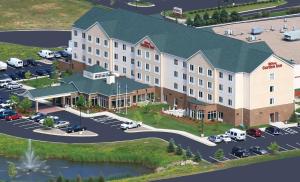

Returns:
0,109,13,119
227,128,246,141
33,114,47,122
249,146,268,155
54,120,70,128
265,126,281,135
16,70,26,79
0,78,12,87
39,115,59,124
30,112,46,120
0,62,7,71
120,121,142,130
64,47,72,55
38,50,54,59
22,59,30,67
45,68,53,75
208,135,223,143
54,51,62,58
5,112,22,121
8,73,18,80
6,82,22,90
7,58,23,68
231,146,250,158
35,69,47,76
246,128,263,137
24,59,38,66
220,134,232,142
66,125,86,133
0,100,11,108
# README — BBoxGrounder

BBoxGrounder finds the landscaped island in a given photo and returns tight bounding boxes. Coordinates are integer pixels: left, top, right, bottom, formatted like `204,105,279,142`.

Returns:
127,1,155,8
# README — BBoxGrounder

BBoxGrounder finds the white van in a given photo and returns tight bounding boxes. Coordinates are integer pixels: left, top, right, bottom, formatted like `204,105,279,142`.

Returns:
227,128,246,141
0,62,7,71
0,77,12,87
7,58,23,68
64,47,72,55
38,50,54,59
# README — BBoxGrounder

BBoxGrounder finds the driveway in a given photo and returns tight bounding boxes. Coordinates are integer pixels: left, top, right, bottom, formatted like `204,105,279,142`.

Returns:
0,31,71,47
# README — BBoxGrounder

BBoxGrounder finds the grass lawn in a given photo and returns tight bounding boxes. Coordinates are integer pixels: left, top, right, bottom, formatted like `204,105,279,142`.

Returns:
166,0,286,19
119,104,233,136
0,0,105,30
22,77,58,88
0,134,182,168
0,42,60,61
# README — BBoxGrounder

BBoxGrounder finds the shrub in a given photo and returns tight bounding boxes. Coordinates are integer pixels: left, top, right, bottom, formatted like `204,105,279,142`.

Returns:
167,138,175,153
193,151,202,162
214,149,224,161
185,146,193,158
43,117,54,128
175,144,183,155
288,112,298,123
268,142,280,155
24,71,31,79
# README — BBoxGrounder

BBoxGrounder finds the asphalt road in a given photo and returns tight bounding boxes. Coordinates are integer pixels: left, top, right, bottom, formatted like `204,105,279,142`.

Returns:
156,156,300,182
0,31,70,47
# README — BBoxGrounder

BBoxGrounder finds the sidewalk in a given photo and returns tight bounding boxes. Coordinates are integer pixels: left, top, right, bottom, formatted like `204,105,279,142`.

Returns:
64,107,216,146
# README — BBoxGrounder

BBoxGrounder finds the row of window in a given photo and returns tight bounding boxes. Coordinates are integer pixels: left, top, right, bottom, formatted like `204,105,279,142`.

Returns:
136,72,160,85
136,49,160,61
136,61,160,73
74,31,109,47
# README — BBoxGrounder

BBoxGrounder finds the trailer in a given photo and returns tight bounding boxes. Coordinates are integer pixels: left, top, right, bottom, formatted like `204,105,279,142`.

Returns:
284,30,300,41
251,27,263,35
0,62,7,71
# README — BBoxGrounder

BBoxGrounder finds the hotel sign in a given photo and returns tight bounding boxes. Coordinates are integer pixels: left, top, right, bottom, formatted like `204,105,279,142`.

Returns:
262,62,282,70
141,40,155,49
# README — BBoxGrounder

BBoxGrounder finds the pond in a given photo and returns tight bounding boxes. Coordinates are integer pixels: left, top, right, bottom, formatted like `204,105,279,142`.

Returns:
0,156,152,181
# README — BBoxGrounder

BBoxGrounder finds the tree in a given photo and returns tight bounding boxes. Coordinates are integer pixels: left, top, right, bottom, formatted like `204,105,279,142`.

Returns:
214,149,224,161
230,11,241,22
268,142,279,155
76,175,82,182
185,146,193,159
24,71,32,79
220,9,229,23
88,177,94,182
18,98,32,113
153,112,162,124
288,112,298,123
9,95,20,110
193,151,202,162
175,144,183,155
211,10,221,24
167,138,175,153
56,176,64,182
76,95,86,126
193,14,205,27
142,104,151,113
43,117,54,128
186,17,193,26
97,176,105,182
8,162,17,178
203,11,210,22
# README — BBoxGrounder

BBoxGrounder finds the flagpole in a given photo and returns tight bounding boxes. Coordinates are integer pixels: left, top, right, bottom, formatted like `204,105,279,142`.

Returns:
126,84,128,115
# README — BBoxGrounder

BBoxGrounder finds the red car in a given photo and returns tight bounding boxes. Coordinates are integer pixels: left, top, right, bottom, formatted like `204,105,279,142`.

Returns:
246,128,263,137
5,112,22,121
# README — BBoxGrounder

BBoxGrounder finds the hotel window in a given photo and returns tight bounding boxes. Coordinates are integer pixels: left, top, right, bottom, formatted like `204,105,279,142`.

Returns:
218,112,224,119
131,70,134,76
219,72,223,78
189,88,194,96
96,60,100,65
137,61,141,68
114,53,118,60
228,74,233,81
137,73,142,80
207,94,212,101
114,65,118,71
183,62,187,68
189,76,194,84
174,59,178,65
88,47,92,53
73,53,77,59
269,73,275,80
104,51,108,58
96,37,100,44
174,83,178,89
199,67,203,74
270,86,274,92
131,47,134,52
228,99,233,106
207,81,212,89
82,55,86,62
82,33,85,39
122,56,126,62
123,67,126,74
155,54,160,61
131,59,135,65
219,84,223,91
104,63,108,69
82,44,85,50
155,78,160,85
199,79,203,86
189,64,194,72
104,40,108,47
146,75,150,83
228,87,232,93
182,74,187,80
145,51,150,59
183,85,187,92
137,49,141,56
270,98,275,105
174,71,178,77
219,96,223,103
145,63,150,71
88,35,92,41
73,30,77,36
207,69,212,77
74,42,78,48
199,91,203,98
88,58,92,64
123,44,126,50
114,42,118,48
155,66,159,73
96,49,100,56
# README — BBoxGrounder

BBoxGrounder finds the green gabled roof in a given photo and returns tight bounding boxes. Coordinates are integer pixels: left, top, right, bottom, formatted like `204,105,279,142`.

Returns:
73,8,275,73
85,65,108,73
28,84,78,99
188,98,207,106
62,74,149,96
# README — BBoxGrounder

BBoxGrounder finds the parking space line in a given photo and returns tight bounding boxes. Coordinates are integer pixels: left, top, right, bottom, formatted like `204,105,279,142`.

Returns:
296,142,300,146
7,119,24,123
223,156,230,161
261,135,266,138
104,121,120,124
24,125,41,130
209,156,223,163
264,132,275,137
229,153,239,159
247,135,256,140
286,144,298,150
12,121,31,125
279,146,288,151
111,124,121,127
18,123,38,127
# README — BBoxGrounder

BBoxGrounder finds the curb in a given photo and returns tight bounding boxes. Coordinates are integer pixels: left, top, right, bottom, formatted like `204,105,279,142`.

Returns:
33,129,98,137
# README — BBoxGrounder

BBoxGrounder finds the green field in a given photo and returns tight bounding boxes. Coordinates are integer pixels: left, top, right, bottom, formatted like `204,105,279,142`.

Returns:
0,0,105,30
119,104,233,136
22,77,58,88
0,42,60,61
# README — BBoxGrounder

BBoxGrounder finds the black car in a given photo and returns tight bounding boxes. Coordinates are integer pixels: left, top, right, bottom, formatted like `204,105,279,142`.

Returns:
56,50,69,58
45,68,53,75
35,69,47,76
33,114,47,122
66,125,87,133
249,146,268,155
22,59,30,67
24,59,37,66
16,70,26,79
265,126,281,135
8,73,18,80
232,146,250,158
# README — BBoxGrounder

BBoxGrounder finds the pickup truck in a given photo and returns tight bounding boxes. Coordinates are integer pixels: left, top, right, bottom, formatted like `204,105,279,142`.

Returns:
120,121,142,130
